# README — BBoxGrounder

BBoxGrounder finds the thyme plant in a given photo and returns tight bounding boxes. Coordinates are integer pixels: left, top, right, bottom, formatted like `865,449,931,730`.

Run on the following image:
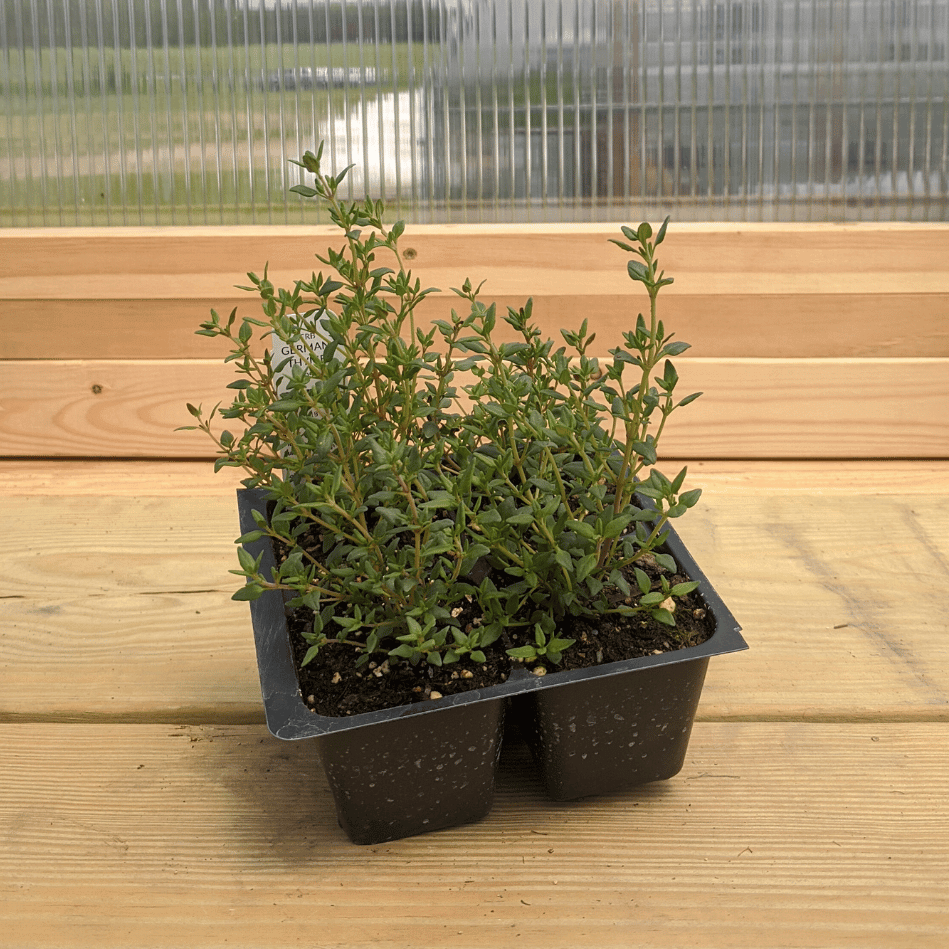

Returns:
182,146,703,671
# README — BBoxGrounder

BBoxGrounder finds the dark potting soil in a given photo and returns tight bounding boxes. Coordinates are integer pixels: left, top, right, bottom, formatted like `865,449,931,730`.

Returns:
286,558,715,718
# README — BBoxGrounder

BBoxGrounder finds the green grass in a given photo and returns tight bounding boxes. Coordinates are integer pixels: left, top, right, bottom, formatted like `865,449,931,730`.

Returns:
0,161,418,226
2,41,426,100
1,42,430,225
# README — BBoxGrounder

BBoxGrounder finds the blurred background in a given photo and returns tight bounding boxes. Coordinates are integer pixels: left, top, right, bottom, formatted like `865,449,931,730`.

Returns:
2,0,947,225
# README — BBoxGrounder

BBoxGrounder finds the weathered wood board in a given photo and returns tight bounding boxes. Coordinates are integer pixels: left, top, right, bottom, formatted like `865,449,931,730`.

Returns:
2,218,948,948
3,461,947,723
1,723,946,949
3,223,948,358
2,357,947,458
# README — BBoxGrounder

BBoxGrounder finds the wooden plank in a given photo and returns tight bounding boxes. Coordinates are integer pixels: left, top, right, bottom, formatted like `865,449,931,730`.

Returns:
1,357,946,459
0,495,238,598
4,291,947,360
679,459,949,496
669,357,949,458
0,594,261,724
674,490,949,720
473,271,949,296
0,460,247,496
4,270,948,301
2,470,947,722
5,222,948,277
2,223,947,359
0,723,946,949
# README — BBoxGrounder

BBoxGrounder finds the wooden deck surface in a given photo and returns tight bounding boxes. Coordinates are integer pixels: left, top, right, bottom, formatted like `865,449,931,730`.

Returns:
2,222,948,946
2,460,947,948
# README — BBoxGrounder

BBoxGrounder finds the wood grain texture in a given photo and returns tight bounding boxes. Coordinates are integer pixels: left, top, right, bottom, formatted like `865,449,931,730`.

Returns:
3,214,948,949
0,495,238,598
7,291,948,360
1,723,946,949
5,222,948,277
2,357,948,458
0,595,261,724
674,491,949,720
2,223,947,359
3,221,945,265
2,453,946,947
0,459,247,496
2,466,947,723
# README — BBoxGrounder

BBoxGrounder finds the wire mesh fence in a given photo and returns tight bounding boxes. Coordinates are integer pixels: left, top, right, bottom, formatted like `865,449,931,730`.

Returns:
2,0,947,225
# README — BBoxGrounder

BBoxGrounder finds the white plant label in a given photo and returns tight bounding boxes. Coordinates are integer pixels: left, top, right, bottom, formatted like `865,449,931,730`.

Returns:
270,310,333,395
